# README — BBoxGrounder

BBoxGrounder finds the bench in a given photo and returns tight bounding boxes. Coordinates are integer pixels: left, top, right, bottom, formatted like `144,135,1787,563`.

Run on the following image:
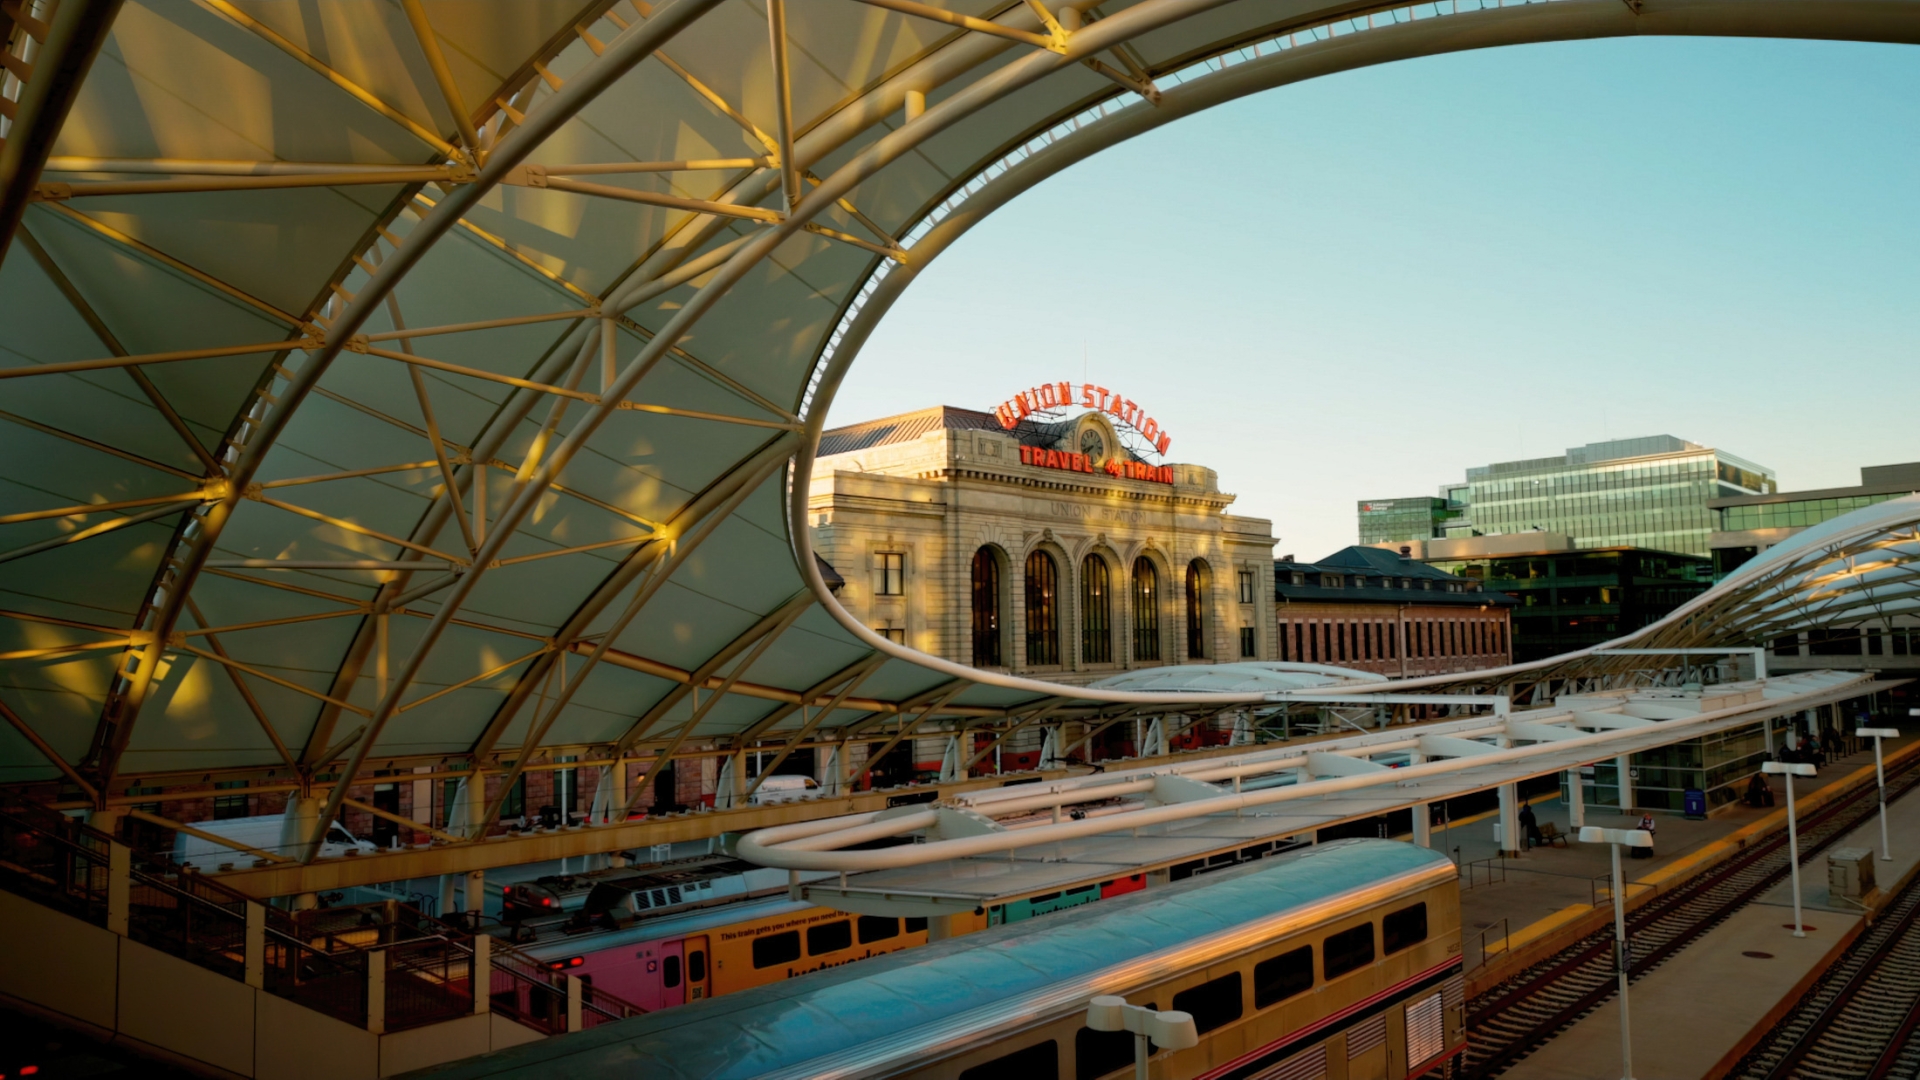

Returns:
1536,821,1571,849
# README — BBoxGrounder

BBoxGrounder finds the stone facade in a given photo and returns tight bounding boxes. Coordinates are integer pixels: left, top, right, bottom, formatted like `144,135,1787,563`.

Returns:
808,407,1278,684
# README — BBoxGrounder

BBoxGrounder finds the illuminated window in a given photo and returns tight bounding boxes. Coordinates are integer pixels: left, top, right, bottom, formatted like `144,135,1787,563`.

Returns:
1081,556,1112,664
972,548,1001,667
1132,558,1160,662
1026,550,1060,666
1186,561,1208,659
1237,569,1256,604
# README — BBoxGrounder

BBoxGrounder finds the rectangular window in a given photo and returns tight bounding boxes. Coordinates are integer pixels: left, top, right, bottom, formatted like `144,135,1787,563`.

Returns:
1239,627,1256,658
1237,570,1256,604
752,930,802,968
1383,903,1427,954
857,915,899,944
877,552,905,595
1323,923,1376,979
876,626,905,644
962,1041,1057,1080
1077,1026,1151,1080
1254,946,1314,1007
807,919,853,955
904,916,928,934
212,779,250,820
1172,971,1243,1034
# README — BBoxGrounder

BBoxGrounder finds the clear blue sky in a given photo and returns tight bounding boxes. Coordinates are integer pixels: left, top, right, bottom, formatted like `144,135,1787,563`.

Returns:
830,36,1920,561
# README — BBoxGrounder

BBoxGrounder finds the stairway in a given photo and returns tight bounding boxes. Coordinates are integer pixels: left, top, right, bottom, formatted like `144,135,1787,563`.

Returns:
0,798,644,1078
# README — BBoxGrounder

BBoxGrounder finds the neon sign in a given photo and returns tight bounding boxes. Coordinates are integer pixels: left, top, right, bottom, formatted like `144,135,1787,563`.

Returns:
993,381,1172,456
1019,445,1173,484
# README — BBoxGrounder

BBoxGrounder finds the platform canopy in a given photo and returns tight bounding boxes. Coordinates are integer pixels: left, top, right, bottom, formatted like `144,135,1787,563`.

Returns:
3,0,1920,849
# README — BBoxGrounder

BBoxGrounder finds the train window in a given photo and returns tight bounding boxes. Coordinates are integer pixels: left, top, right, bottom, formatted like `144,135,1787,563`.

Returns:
1076,1023,1157,1080
662,955,681,988
1171,972,1242,1034
1323,923,1376,980
960,1040,1057,1080
1383,903,1427,954
905,917,929,934
1254,946,1314,1007
808,920,853,955
858,916,900,944
687,950,707,982
752,931,802,969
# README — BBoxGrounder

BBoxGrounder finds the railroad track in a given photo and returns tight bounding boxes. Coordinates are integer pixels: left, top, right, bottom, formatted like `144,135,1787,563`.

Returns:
1459,750,1920,1079
1730,861,1920,1079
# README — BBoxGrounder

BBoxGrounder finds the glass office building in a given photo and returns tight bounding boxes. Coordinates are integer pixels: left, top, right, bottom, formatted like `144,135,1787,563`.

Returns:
1426,546,1712,662
1355,497,1466,544
1709,462,1920,578
1454,436,1774,558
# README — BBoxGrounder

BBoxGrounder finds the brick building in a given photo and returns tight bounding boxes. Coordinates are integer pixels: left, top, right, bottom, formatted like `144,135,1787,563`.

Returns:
1274,546,1515,678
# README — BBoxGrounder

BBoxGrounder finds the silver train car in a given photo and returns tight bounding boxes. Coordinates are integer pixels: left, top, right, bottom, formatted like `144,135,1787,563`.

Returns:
415,839,1463,1080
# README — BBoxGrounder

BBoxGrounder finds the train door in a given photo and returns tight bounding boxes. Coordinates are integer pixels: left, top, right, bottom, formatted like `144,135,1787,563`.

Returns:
657,938,686,1009
631,942,667,1011
683,935,710,1001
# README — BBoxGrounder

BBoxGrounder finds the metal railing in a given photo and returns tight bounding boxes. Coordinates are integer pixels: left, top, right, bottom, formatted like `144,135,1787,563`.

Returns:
1468,917,1510,972
1460,855,1508,891
0,799,112,925
0,797,645,1036
483,935,648,1033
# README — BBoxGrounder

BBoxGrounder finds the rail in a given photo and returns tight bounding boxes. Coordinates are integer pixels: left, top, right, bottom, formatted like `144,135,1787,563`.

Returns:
1464,735,1920,1078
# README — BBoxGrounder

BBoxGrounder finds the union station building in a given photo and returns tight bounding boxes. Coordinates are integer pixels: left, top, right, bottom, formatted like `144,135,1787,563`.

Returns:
808,403,1279,684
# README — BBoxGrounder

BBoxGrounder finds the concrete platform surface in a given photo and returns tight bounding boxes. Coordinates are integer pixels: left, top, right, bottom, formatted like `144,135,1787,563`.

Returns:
1486,738,1920,1080
1453,730,1917,967
1498,903,1858,1080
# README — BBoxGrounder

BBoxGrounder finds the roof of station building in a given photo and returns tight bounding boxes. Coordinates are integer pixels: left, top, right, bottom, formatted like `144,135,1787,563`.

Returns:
815,405,1005,455
5,0,1920,850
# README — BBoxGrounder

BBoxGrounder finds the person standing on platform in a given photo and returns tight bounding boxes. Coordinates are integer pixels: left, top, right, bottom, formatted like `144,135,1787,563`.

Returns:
1632,813,1656,858
1518,802,1544,851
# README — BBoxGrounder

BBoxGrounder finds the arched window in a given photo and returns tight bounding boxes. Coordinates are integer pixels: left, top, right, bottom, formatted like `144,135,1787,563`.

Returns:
1025,550,1059,666
971,547,1001,667
1081,555,1112,664
1186,560,1208,660
1132,558,1160,662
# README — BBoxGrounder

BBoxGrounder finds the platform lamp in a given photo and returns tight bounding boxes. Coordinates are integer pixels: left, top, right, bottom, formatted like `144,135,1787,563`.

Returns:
1086,996,1198,1080
1857,727,1898,861
1579,826,1654,1080
1762,760,1819,937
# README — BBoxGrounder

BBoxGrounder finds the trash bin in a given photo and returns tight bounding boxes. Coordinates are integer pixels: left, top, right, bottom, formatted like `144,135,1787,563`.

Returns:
1683,788,1706,820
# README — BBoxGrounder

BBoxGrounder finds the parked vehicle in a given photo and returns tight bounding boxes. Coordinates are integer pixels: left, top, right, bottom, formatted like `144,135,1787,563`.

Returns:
170,811,376,868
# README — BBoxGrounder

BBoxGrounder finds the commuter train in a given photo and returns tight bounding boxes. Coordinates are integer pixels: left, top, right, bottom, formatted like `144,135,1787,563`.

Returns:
513,859,1148,1011
433,839,1464,1080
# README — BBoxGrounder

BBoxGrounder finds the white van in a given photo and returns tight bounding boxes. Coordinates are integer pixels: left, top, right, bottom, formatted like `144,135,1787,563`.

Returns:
171,811,376,868
750,775,820,805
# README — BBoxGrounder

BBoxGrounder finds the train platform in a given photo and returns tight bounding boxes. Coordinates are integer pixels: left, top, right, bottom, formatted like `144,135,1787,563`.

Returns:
1445,729,1920,973
1482,737,1920,1080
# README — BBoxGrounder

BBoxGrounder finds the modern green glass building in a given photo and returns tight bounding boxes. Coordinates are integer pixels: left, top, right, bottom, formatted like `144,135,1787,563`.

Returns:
1709,462,1920,578
1455,436,1773,558
1355,496,1466,544
1425,544,1713,662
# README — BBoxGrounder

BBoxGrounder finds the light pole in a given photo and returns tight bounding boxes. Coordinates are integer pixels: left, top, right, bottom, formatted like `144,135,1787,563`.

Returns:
1086,996,1198,1080
1763,760,1818,937
1579,826,1654,1080
1858,727,1898,862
